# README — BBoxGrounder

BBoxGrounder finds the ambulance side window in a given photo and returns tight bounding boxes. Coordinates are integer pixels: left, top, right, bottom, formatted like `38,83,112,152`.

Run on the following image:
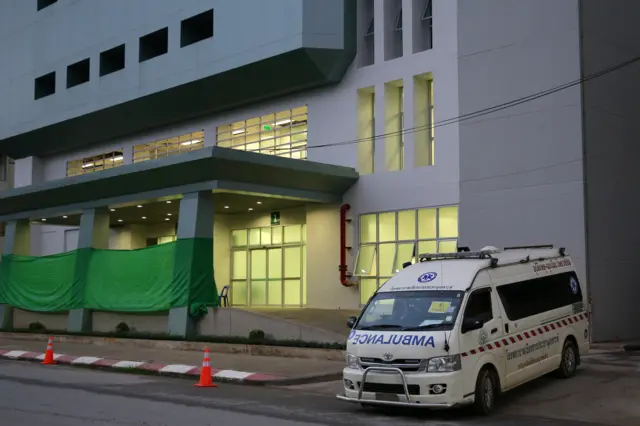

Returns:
463,289,493,323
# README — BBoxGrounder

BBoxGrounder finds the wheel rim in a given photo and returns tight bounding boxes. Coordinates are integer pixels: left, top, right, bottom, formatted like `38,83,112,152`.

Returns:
564,346,576,372
483,375,494,409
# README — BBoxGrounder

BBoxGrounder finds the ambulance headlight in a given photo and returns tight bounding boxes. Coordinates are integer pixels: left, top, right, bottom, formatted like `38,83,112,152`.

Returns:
427,355,461,372
346,353,359,369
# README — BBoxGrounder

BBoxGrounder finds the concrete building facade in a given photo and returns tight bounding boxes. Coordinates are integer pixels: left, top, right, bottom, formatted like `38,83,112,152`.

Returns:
0,0,638,342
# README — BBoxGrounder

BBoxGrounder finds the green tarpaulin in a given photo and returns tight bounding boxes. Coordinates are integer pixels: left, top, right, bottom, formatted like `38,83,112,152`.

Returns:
0,238,218,314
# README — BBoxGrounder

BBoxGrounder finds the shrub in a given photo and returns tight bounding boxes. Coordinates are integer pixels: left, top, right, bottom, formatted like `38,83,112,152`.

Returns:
28,322,47,333
248,329,266,341
115,322,130,334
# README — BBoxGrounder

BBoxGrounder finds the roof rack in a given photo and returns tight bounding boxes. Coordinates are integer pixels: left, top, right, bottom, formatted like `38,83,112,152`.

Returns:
504,245,554,250
418,249,499,262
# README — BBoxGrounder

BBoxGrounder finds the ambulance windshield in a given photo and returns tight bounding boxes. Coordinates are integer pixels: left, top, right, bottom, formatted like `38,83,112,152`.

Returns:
355,290,464,331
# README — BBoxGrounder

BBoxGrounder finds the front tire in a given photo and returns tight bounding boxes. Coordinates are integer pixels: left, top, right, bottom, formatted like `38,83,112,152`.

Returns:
473,368,498,416
557,339,578,378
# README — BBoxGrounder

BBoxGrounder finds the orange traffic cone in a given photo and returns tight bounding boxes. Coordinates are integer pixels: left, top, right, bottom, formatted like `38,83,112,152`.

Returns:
41,336,56,365
194,348,217,388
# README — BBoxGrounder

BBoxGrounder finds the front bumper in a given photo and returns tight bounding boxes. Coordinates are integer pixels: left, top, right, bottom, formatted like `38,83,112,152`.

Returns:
337,366,473,409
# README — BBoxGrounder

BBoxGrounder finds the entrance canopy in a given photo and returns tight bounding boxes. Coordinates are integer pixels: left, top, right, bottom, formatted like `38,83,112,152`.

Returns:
0,147,358,221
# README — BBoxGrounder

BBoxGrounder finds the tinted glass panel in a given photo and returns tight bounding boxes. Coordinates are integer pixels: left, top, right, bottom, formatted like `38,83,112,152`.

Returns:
497,272,583,321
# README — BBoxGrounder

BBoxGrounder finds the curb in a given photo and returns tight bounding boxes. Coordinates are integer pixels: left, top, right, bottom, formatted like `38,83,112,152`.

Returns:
0,349,287,385
0,332,346,361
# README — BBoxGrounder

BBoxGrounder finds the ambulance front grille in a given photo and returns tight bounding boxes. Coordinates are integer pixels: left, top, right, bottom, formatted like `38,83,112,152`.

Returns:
357,382,421,395
359,357,425,372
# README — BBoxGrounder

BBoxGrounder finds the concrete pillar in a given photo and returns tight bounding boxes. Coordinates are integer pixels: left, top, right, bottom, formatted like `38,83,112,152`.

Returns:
0,220,31,330
168,191,215,338
67,208,109,333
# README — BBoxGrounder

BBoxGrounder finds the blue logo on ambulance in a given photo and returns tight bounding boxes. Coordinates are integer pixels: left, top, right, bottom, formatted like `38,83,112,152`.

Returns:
418,272,438,283
569,277,579,294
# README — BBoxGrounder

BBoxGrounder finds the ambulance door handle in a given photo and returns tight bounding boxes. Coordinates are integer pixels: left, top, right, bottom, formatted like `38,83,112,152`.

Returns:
491,328,498,334
505,324,509,334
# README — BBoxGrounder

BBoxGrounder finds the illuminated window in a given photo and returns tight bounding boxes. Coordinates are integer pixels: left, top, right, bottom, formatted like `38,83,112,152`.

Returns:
66,150,124,177
229,225,307,307
133,130,204,163
355,206,458,304
216,106,308,160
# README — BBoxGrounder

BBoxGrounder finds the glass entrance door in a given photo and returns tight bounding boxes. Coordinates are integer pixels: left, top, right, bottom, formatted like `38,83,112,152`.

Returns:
250,248,285,306
230,225,306,307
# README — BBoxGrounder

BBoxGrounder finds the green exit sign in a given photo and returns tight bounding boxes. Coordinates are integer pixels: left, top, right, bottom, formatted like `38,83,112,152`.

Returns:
263,125,272,131
270,211,280,226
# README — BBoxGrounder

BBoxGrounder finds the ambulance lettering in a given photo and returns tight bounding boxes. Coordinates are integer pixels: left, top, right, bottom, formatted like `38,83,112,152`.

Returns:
349,333,435,348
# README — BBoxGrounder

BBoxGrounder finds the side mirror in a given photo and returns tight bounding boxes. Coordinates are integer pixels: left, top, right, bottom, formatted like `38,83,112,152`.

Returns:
461,317,484,334
402,261,412,269
347,316,357,329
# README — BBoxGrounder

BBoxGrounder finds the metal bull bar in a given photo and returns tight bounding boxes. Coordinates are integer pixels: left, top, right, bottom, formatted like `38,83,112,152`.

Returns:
357,366,411,402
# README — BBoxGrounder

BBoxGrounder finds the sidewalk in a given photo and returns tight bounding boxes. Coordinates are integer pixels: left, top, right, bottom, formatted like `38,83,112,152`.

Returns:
0,336,345,385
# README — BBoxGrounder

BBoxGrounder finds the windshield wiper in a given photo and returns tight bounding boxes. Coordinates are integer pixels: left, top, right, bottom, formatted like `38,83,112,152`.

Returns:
358,324,404,330
403,323,452,331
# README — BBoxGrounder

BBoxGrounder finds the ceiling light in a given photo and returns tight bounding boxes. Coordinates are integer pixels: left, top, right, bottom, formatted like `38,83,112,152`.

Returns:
41,218,46,221
256,201,262,205
275,119,292,126
248,208,254,212
110,209,115,212
81,163,94,168
110,156,124,162
142,217,147,220
167,213,172,216
224,205,230,209
180,139,201,146
137,205,142,208
232,129,245,135
118,219,123,223
63,216,68,219
165,218,170,221
166,201,172,204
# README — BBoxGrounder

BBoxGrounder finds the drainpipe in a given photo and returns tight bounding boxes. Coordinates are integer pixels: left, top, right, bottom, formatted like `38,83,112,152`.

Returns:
339,204,352,286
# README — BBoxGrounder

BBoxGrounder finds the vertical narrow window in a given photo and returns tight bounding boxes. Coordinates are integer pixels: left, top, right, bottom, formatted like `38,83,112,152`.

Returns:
357,87,376,174
359,0,375,67
385,0,403,61
412,0,433,53
384,80,404,171
399,86,404,170
413,73,434,167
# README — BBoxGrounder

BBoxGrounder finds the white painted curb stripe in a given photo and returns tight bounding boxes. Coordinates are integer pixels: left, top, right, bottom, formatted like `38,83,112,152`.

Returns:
3,351,28,358
159,364,196,374
35,353,64,361
214,370,253,380
2,350,270,382
71,356,103,365
112,361,145,369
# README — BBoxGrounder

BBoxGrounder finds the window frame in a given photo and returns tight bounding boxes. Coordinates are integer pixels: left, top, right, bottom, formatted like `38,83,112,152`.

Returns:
216,106,308,160
133,130,205,163
496,271,584,321
355,206,459,304
463,287,494,323
66,150,124,177
365,16,375,36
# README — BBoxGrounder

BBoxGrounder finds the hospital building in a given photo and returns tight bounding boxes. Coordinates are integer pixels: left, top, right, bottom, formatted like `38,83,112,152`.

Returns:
0,0,638,343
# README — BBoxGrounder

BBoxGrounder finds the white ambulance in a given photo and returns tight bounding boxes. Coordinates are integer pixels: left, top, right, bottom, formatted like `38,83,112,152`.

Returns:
337,245,589,415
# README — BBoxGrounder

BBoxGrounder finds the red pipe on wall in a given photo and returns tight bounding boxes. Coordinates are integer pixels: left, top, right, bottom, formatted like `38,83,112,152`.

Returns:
339,203,351,286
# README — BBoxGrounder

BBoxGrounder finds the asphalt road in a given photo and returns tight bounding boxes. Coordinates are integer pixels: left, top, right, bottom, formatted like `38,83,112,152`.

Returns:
0,359,611,426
